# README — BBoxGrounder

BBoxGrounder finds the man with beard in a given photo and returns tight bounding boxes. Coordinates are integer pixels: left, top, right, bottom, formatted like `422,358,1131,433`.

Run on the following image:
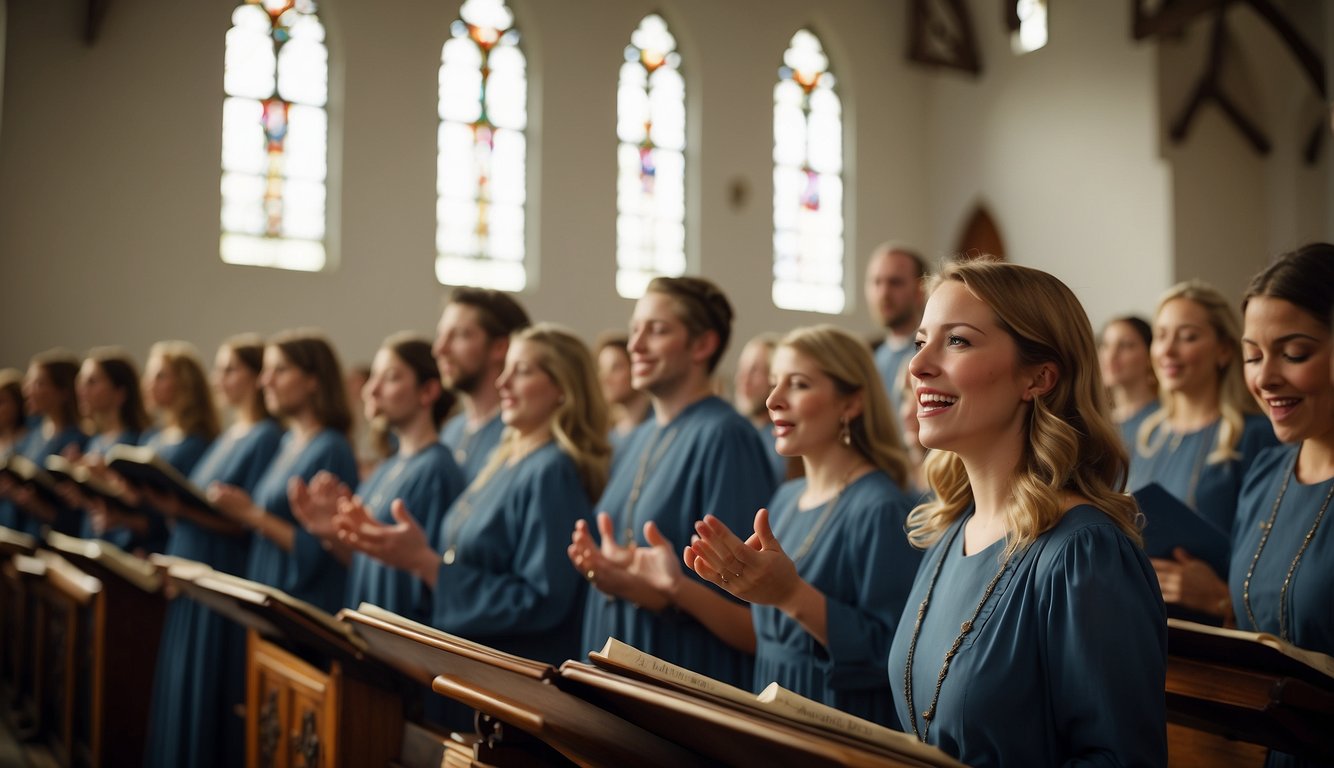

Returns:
864,243,927,429
433,288,531,481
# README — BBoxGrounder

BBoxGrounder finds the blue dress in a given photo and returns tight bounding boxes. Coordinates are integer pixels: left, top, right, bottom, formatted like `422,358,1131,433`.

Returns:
430,442,589,666
346,443,465,623
1128,414,1277,541
1230,444,1334,768
581,396,776,689
753,472,919,728
244,429,358,614
73,429,139,543
2,423,86,535
145,419,283,768
1116,402,1157,452
439,412,504,483
887,506,1167,768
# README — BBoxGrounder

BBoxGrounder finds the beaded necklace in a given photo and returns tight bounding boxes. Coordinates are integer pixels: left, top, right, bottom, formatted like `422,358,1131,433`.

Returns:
903,515,1010,742
1240,450,1334,640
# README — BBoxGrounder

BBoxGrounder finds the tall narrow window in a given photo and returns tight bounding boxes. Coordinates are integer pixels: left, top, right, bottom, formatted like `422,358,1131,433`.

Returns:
220,0,328,271
1012,0,1048,54
437,0,527,291
773,29,844,314
616,14,685,299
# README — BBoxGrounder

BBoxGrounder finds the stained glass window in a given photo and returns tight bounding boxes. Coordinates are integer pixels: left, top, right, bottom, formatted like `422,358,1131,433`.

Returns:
1012,0,1048,54
437,0,527,291
773,29,844,314
616,14,686,299
220,0,328,271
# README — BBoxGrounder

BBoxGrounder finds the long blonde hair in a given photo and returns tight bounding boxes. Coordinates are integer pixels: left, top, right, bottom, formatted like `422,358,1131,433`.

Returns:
148,341,221,440
779,325,910,489
1136,281,1255,464
475,324,611,502
905,260,1140,561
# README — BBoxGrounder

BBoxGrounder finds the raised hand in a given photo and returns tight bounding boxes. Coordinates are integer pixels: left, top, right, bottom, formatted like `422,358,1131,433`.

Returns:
684,509,801,608
335,497,439,585
289,472,350,539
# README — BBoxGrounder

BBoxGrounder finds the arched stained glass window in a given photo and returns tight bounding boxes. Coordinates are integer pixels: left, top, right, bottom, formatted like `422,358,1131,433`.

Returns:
616,14,685,299
773,29,844,314
220,0,328,271
437,0,527,291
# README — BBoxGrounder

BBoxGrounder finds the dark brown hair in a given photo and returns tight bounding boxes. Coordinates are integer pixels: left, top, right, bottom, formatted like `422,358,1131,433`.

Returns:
269,330,352,436
645,276,735,373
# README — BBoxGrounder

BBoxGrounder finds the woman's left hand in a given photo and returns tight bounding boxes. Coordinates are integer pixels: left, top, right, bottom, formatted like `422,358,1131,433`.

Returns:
685,509,802,608
1152,547,1231,619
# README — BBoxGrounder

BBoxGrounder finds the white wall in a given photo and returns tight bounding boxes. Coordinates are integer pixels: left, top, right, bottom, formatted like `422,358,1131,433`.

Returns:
923,0,1173,329
0,0,1325,377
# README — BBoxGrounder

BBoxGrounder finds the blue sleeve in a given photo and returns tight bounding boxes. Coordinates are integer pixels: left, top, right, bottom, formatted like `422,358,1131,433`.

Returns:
1041,526,1167,768
432,458,588,636
824,497,921,690
698,422,776,534
289,435,358,597
241,426,283,494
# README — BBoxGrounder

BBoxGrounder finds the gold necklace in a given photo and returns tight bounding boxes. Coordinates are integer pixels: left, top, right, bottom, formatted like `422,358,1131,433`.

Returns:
903,517,1009,742
1241,450,1334,640
621,426,678,545
784,465,864,563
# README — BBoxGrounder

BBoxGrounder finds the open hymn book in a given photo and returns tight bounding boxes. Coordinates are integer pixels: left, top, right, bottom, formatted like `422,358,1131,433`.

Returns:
1168,618,1334,686
590,637,964,765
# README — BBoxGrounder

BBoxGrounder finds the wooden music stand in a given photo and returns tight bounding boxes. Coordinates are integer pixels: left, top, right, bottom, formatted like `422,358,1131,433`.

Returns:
340,606,704,768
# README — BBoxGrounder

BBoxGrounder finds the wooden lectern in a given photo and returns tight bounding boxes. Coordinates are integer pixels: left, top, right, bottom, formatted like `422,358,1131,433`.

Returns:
43,532,166,768
1166,619,1334,766
0,526,38,719
170,569,404,768
341,606,705,768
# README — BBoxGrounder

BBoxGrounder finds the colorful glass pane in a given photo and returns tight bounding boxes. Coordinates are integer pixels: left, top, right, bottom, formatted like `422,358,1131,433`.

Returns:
436,0,527,291
616,14,685,299
220,0,328,271
772,29,844,313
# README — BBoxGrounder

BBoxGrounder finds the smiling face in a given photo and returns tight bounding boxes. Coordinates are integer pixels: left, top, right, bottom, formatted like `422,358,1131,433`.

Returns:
765,345,856,458
496,338,563,437
1152,298,1229,399
1243,296,1334,446
909,280,1035,460
433,303,497,395
865,250,924,332
1099,320,1152,390
627,292,701,398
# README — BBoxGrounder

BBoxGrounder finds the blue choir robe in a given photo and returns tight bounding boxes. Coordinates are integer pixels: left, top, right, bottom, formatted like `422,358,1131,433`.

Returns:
244,429,358,614
1116,402,1157,452
888,506,1167,767
1128,413,1277,541
145,419,283,768
581,396,776,689
875,338,914,439
73,429,138,542
1230,444,1334,768
754,472,919,728
756,421,788,486
88,429,210,553
430,442,589,666
2,422,86,535
346,443,465,623
439,412,504,483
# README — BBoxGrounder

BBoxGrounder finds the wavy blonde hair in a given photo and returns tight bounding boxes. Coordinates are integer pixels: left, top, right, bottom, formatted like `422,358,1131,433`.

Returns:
905,260,1140,561
779,325,911,489
1136,281,1256,464
148,341,220,440
475,324,611,502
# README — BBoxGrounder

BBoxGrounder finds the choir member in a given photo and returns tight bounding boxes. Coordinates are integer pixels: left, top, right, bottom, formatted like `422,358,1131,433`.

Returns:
594,332,650,452
292,332,465,623
336,323,608,667
434,287,531,481
568,276,776,689
684,325,920,727
144,334,283,768
1229,244,1334,768
92,341,219,553
211,330,358,614
866,243,928,428
734,333,788,485
0,350,86,534
1130,283,1277,614
0,369,26,459
1098,315,1158,446
885,260,1166,766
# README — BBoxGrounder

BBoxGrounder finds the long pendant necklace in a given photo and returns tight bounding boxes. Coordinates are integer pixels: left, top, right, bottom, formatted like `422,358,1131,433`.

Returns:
621,426,677,545
903,517,1010,742
782,466,863,563
1241,450,1334,640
